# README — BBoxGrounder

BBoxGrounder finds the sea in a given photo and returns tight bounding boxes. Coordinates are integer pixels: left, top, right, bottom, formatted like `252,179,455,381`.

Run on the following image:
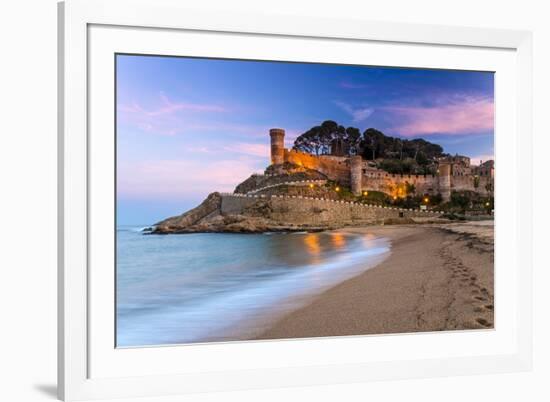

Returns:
116,226,391,347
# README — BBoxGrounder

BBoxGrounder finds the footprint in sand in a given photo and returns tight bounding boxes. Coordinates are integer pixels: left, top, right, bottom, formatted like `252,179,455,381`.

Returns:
475,318,492,328
484,304,494,311
474,296,487,301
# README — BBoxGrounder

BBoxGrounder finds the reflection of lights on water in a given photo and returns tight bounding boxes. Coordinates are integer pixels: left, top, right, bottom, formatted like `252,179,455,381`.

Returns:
304,233,321,255
361,233,379,248
330,232,346,249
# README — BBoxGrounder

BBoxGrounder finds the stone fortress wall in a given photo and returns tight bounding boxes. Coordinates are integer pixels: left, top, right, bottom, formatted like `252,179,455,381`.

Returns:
220,193,438,226
359,169,492,197
283,149,351,185
269,128,494,201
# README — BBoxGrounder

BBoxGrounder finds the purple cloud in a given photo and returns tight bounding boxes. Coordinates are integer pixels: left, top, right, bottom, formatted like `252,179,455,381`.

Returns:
224,143,270,158
385,95,494,136
118,158,264,199
117,92,228,135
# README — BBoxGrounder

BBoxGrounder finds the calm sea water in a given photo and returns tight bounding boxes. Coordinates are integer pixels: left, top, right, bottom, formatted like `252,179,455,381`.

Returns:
116,227,390,347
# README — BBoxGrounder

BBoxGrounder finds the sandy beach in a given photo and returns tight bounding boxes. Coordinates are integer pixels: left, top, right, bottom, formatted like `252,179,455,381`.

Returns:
256,221,494,340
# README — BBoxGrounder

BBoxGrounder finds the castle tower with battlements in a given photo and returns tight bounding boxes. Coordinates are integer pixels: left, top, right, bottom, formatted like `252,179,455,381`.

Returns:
269,128,285,166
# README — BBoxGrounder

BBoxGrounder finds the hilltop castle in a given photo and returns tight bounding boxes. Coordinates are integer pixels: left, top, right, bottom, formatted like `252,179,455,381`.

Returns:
152,127,495,234
269,128,494,201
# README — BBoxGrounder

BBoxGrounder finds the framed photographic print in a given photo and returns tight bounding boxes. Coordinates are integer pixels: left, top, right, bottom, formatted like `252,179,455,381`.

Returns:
58,0,533,400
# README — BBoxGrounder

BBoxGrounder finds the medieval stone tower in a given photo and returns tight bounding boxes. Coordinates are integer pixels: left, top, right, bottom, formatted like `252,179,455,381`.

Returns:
438,162,452,201
350,155,363,195
269,128,285,166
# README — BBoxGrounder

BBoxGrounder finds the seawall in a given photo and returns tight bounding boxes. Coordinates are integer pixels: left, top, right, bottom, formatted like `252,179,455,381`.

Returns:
220,193,440,226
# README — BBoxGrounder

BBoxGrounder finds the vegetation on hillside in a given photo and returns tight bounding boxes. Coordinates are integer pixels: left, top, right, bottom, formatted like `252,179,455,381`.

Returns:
292,120,445,174
440,191,494,214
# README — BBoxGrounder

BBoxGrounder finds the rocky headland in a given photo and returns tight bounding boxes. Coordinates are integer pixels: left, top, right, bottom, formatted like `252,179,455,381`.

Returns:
151,165,448,234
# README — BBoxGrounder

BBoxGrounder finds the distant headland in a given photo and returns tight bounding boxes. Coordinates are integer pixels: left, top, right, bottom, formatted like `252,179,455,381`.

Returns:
152,122,494,234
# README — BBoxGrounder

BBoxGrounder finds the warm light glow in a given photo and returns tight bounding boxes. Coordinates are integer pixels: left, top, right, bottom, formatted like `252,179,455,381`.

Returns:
330,233,346,249
363,191,368,196
304,233,321,255
309,183,314,189
335,187,340,192
486,202,490,206
424,197,429,203
393,196,397,200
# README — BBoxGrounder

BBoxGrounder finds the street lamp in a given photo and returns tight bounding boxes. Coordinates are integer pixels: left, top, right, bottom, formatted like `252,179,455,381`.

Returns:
423,197,429,204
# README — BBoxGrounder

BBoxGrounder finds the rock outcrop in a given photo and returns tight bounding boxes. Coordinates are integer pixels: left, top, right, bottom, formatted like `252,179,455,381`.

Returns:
152,192,338,234
153,192,223,234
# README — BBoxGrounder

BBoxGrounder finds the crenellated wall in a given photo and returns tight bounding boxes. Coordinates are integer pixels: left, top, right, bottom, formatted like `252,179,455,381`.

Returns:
220,193,441,226
284,149,350,184
361,171,440,196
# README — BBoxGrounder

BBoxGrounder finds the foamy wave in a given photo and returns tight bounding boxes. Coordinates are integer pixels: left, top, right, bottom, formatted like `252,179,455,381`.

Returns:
116,235,390,347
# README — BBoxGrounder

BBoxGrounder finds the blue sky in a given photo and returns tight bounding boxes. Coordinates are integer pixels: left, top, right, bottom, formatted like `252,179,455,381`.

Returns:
116,55,494,225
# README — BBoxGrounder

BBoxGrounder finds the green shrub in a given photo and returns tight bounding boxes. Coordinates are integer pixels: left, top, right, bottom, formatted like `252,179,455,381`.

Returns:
360,190,391,205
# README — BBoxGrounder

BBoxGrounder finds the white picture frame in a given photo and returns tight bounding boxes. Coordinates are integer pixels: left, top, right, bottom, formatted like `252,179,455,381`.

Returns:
58,0,533,400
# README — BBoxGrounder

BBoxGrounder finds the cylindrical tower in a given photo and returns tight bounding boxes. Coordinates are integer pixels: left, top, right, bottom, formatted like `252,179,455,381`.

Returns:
269,128,285,166
350,155,363,195
438,163,451,201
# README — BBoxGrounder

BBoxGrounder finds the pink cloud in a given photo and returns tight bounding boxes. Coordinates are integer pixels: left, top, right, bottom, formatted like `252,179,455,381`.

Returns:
120,93,226,116
386,96,494,136
151,93,226,115
117,158,264,199
224,143,270,158
469,154,495,166
117,93,227,135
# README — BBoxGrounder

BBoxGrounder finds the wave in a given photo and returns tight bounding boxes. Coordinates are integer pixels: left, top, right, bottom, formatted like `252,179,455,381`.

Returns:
116,235,390,347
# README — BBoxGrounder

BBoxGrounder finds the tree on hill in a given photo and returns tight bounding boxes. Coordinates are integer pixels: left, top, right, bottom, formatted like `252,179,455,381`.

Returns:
361,128,386,160
293,121,370,157
293,121,444,164
360,128,444,162
345,126,362,155
293,120,347,156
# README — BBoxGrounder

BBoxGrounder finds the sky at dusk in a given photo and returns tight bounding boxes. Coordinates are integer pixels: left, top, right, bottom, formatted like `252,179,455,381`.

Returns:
116,55,494,225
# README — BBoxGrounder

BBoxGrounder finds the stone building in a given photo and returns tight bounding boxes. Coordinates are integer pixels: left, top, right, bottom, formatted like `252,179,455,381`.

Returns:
268,128,494,201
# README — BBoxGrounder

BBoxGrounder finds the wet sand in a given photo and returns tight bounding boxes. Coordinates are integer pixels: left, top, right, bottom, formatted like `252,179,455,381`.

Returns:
256,222,494,340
